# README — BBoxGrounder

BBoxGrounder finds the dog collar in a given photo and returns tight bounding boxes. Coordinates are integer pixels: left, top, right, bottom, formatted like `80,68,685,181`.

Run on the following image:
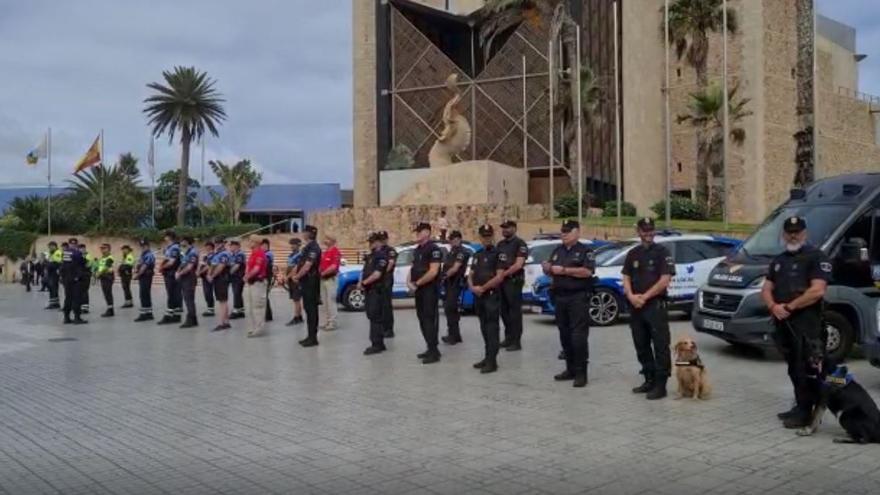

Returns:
674,358,704,369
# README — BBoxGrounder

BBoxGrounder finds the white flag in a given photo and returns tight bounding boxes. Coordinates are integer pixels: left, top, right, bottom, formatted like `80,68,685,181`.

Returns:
26,134,48,166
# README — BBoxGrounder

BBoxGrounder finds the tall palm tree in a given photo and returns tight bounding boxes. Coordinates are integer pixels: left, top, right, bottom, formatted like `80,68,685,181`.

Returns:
207,159,263,225
143,66,226,226
67,156,149,229
678,83,752,216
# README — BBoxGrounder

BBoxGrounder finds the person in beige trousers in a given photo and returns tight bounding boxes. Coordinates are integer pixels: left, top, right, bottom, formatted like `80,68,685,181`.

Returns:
319,235,341,330
244,237,269,338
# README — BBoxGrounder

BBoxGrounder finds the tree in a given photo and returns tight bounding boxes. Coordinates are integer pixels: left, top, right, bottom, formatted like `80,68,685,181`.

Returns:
207,159,262,224
67,155,149,229
678,83,752,217
3,195,47,232
154,169,201,229
143,66,226,226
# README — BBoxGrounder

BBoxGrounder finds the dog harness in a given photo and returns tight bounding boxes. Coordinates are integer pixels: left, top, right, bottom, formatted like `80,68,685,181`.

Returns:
674,357,704,369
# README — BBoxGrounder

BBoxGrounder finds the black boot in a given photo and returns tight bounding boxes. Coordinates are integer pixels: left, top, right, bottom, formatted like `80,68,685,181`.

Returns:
157,315,174,325
121,301,134,308
573,370,588,388
101,308,114,318
384,330,395,338
554,370,575,381
480,361,498,374
646,377,668,400
63,314,73,324
72,316,88,325
421,350,441,364
473,359,487,369
180,317,198,329
134,313,153,322
632,374,655,394
777,405,800,420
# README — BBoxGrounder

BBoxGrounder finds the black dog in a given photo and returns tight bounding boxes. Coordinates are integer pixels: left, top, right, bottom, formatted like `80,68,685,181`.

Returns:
798,364,880,443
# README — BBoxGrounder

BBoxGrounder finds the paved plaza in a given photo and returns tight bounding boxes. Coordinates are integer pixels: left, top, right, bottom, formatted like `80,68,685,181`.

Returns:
1,284,879,495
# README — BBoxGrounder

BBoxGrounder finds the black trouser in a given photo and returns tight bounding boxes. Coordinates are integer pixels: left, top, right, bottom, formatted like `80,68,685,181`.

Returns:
500,276,524,344
163,271,182,317
415,284,440,352
99,274,114,307
120,267,132,303
181,275,197,323
138,272,153,314
201,276,215,311
302,276,320,340
22,271,31,292
443,280,463,339
476,288,501,363
80,276,90,310
382,279,394,334
265,281,273,321
773,312,825,413
231,276,244,314
629,298,671,380
555,290,591,373
366,286,385,347
62,278,82,318
47,267,60,305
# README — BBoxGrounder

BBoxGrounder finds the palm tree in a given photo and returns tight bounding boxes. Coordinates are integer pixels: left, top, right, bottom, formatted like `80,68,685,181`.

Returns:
67,156,149,229
143,66,226,226
678,83,752,216
666,0,738,87
207,159,263,224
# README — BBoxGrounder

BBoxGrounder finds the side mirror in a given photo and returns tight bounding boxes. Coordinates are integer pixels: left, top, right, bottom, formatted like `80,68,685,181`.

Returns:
840,240,868,264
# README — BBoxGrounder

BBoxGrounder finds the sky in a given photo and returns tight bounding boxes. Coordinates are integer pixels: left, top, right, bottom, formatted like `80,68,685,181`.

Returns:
0,1,878,189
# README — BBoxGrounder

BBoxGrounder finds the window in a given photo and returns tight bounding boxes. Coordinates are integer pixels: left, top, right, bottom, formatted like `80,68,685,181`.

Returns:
674,241,705,264
396,249,413,266
528,243,558,264
832,208,876,288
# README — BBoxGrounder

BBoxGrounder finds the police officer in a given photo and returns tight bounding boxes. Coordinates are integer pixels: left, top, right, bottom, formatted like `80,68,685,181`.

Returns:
60,238,87,324
209,237,232,332
361,232,389,355
623,217,676,400
497,220,529,351
761,216,831,429
198,241,216,317
262,238,275,322
469,224,505,374
408,222,443,364
441,230,470,345
45,241,62,309
96,243,115,317
544,220,596,388
228,240,246,320
79,243,93,314
119,245,135,308
158,230,182,324
134,239,156,322
292,225,322,347
379,231,397,338
285,238,304,326
176,236,199,328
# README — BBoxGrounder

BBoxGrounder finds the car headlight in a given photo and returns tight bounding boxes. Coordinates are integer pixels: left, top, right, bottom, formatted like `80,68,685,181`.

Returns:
749,276,766,288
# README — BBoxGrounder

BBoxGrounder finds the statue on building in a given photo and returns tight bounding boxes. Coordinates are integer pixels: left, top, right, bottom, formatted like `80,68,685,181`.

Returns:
428,74,471,167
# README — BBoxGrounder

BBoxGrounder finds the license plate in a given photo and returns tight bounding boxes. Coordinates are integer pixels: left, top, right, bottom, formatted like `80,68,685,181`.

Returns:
703,318,725,332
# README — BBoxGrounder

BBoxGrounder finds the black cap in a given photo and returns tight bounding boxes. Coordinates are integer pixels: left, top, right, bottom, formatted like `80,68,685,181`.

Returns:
229,239,241,246
448,230,462,239
367,232,380,242
413,222,432,232
378,230,389,240
121,245,131,250
138,238,149,246
304,225,318,234
478,224,494,236
636,217,656,231
500,220,517,228
214,236,226,244
783,216,807,233
560,220,580,233
289,238,302,245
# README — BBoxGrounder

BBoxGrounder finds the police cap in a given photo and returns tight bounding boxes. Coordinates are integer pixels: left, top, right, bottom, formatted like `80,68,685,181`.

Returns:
229,239,241,246
783,216,807,233
289,237,302,246
138,238,149,246
560,220,580,233
214,236,226,244
636,217,656,231
448,230,463,239
413,222,432,233
367,232,380,242
304,225,318,235
378,230,389,240
500,220,517,229
478,224,494,237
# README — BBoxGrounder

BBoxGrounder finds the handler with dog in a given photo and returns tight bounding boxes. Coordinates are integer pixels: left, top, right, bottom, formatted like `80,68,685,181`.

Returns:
762,216,832,429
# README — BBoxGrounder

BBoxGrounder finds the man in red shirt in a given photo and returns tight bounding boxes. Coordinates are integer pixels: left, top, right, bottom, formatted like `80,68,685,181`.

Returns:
319,234,342,330
244,237,269,338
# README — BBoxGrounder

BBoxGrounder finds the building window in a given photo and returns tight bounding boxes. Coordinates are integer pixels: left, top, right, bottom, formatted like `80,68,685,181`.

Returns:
676,68,681,78
672,189,692,199
677,162,682,173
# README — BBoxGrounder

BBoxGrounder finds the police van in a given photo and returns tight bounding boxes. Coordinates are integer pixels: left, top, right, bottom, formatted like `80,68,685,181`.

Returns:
693,173,880,364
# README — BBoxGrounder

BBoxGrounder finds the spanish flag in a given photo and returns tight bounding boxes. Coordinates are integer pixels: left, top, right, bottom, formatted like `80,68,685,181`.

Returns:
74,134,102,173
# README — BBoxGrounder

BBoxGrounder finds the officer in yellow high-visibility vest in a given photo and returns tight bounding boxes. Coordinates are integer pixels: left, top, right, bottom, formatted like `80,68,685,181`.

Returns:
96,243,115,317
45,241,63,309
79,244,93,314
119,245,135,308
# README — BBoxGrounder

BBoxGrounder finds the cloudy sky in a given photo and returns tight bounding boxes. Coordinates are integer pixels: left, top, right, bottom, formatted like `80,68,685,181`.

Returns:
0,1,878,188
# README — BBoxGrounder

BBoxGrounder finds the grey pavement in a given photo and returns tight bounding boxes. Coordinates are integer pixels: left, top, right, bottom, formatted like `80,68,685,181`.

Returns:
1,284,879,495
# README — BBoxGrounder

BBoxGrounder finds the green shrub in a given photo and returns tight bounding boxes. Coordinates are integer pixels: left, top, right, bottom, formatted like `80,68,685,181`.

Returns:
602,201,637,217
0,229,39,260
554,193,580,218
85,224,264,243
650,197,705,220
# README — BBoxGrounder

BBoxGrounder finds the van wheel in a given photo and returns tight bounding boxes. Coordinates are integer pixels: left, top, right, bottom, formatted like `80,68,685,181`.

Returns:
342,285,366,312
824,311,855,362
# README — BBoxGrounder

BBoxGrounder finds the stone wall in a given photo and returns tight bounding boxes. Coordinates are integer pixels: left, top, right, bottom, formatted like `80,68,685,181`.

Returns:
353,0,379,207
308,204,548,248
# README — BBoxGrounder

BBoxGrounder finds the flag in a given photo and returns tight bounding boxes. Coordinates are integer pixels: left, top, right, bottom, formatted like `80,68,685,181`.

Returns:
147,139,155,178
73,134,102,173
26,134,48,166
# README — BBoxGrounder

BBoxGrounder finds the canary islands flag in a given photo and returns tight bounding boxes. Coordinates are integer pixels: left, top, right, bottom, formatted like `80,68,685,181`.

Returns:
26,135,48,166
74,134,102,173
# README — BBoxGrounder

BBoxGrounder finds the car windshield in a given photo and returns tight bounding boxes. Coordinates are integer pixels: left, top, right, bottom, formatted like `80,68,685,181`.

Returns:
739,205,854,258
595,241,637,266
528,243,558,264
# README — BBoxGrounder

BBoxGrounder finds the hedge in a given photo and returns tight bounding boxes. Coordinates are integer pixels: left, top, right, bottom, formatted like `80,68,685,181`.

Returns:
84,224,264,243
650,197,706,221
0,229,40,260
602,201,637,217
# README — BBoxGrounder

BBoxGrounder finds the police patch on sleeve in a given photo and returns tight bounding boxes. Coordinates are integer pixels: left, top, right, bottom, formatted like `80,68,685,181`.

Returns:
820,261,832,273
377,259,387,269
499,253,509,262
431,249,442,260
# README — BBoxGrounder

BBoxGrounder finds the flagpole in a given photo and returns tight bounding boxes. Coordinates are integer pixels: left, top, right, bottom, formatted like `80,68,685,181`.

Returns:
47,127,52,237
100,129,105,227
150,138,156,228
200,138,205,226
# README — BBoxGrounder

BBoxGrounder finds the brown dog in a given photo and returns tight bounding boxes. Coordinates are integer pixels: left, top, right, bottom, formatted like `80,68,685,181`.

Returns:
673,336,711,400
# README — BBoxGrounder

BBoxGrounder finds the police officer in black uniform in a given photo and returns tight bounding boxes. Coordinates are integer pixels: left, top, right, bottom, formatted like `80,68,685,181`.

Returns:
544,220,596,388
497,220,529,351
379,231,397,338
177,236,200,328
623,217,676,400
761,216,831,429
134,239,156,322
469,224,505,374
408,222,443,364
199,241,216,317
60,238,87,325
293,225,322,347
441,230,470,345
158,230,182,324
361,232,389,355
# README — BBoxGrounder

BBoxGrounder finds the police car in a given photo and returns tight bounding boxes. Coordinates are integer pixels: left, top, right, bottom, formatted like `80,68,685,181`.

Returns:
532,233,741,326
336,242,479,311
